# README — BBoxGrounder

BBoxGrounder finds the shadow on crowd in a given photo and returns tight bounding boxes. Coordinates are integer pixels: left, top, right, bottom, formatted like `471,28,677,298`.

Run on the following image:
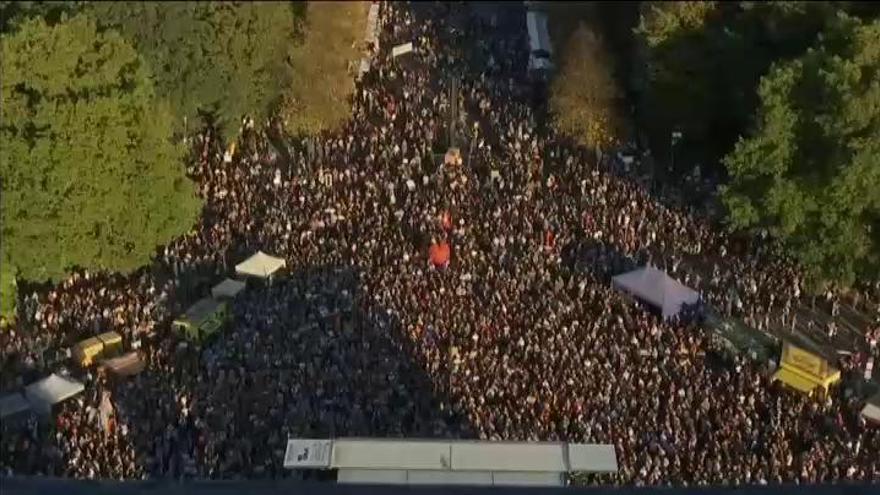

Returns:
110,263,472,480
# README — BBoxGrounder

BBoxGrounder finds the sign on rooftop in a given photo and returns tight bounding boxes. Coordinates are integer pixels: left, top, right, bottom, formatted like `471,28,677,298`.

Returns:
283,439,333,469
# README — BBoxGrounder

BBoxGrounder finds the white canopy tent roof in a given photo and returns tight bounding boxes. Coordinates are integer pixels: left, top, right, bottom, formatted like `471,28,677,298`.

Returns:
235,251,286,279
24,374,84,415
862,393,880,425
611,266,699,320
0,392,31,419
211,278,247,299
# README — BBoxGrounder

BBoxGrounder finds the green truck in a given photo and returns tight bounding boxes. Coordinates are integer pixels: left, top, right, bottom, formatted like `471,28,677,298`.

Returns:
173,297,230,342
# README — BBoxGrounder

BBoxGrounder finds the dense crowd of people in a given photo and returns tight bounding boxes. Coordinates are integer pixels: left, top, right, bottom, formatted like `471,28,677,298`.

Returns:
2,1,879,486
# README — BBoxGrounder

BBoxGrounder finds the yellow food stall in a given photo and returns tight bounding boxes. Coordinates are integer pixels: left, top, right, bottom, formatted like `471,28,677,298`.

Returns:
773,340,841,397
173,297,229,342
97,331,123,358
72,337,104,367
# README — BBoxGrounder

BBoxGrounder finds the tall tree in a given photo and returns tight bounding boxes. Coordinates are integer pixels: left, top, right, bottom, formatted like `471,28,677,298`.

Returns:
549,23,625,153
635,1,727,165
0,15,201,306
721,15,880,285
0,0,78,33
281,1,368,136
635,1,874,174
0,265,16,325
87,1,302,139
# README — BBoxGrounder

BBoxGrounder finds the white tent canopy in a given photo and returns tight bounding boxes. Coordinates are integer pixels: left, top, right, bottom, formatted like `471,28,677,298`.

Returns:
211,278,247,299
235,251,286,279
862,393,880,425
0,393,31,419
24,374,84,415
611,266,699,320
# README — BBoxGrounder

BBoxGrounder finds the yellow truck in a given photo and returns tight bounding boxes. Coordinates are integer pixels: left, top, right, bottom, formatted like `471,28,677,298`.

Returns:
97,331,123,358
72,337,104,367
773,340,841,397
173,297,230,342
72,330,124,368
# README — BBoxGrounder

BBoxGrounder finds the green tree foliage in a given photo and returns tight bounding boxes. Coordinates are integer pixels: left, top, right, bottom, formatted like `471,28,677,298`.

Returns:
638,1,718,48
636,1,730,159
0,15,201,300
635,1,854,169
0,265,17,324
281,1,368,136
721,15,880,285
87,1,302,139
0,1,79,33
549,23,625,152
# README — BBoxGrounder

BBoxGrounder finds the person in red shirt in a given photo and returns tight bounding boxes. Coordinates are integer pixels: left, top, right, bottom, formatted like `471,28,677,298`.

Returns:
441,210,452,231
429,239,450,268
544,229,555,251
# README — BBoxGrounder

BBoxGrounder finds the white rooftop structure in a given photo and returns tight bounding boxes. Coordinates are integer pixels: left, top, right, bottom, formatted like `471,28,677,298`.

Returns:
24,374,84,415
336,469,564,486
612,265,700,320
284,439,334,468
211,278,247,299
235,251,286,279
862,392,880,425
284,438,618,486
568,443,620,473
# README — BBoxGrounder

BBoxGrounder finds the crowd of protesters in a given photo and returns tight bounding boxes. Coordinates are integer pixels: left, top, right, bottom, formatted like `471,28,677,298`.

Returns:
2,1,879,486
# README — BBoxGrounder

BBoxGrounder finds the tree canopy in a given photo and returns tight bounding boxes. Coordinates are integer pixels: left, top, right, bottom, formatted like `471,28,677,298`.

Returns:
0,15,201,316
635,1,856,172
0,265,16,325
548,23,625,152
0,0,78,33
721,14,880,286
86,1,302,139
281,1,368,136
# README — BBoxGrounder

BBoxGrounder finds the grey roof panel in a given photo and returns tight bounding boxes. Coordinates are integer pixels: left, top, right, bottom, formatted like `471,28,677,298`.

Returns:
337,469,408,485
450,442,566,472
407,470,493,486
332,439,450,470
566,444,618,473
491,471,564,486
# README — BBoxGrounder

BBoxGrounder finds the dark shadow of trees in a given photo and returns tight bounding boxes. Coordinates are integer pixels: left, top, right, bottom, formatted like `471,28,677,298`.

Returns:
112,263,470,480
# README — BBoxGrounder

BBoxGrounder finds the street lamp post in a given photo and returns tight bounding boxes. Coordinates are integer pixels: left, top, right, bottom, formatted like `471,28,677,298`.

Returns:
670,130,683,175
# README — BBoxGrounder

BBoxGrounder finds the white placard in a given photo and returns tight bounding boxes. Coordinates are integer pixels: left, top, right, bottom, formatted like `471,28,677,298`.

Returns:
284,439,333,469
392,42,414,58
